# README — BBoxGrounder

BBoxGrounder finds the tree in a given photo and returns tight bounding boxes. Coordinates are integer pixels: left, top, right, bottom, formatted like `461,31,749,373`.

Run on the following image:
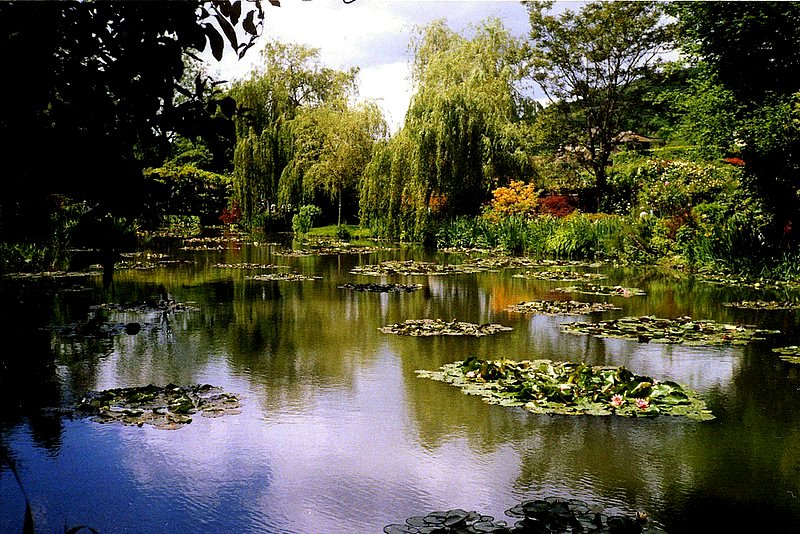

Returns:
229,42,357,224
289,101,387,226
0,0,268,245
669,1,800,250
360,18,535,241
525,0,672,210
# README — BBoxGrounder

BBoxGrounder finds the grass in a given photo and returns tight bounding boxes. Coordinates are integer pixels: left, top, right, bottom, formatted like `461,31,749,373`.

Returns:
305,224,373,240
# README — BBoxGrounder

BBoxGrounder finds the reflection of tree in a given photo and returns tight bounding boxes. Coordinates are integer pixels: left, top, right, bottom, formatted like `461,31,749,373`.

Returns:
0,279,68,453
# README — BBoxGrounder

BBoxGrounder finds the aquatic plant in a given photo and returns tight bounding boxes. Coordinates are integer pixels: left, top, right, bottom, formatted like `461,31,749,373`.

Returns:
773,346,800,364
551,284,646,297
381,319,512,337
506,300,621,316
247,272,321,282
416,357,714,421
561,315,780,345
76,384,241,430
723,300,800,310
351,260,484,277
512,270,608,282
339,283,423,293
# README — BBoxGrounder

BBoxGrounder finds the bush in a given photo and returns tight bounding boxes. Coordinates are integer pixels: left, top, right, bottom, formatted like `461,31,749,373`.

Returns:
539,195,577,217
292,205,322,235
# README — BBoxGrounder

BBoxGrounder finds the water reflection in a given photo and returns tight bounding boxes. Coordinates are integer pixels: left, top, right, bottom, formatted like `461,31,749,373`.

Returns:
2,241,800,532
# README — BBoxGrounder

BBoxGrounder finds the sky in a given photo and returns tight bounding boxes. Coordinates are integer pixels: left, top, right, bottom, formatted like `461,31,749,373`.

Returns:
202,0,537,133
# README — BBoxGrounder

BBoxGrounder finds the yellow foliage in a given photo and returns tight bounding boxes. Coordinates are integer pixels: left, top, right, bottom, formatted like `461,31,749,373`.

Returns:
486,180,540,221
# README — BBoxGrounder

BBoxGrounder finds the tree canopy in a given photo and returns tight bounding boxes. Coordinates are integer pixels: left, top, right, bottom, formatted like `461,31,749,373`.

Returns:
360,18,535,241
0,0,268,242
525,0,672,209
229,42,359,224
669,1,800,250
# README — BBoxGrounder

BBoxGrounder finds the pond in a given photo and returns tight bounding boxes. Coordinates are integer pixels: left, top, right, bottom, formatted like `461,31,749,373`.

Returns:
2,233,800,533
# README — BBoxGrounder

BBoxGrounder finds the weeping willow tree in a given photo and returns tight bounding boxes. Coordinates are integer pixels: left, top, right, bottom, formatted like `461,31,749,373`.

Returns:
229,42,356,225
288,100,387,226
360,18,536,241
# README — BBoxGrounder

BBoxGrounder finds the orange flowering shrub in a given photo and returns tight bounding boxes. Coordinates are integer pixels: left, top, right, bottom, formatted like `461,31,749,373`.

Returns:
485,180,540,221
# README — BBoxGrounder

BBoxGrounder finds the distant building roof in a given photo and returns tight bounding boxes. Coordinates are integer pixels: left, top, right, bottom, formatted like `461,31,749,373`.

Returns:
614,131,658,144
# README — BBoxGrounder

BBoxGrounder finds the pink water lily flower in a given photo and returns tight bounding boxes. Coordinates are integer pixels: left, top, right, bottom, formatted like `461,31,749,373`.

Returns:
636,398,650,410
611,394,624,407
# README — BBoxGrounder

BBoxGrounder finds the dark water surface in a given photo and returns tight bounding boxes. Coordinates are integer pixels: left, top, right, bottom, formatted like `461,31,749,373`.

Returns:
2,236,800,533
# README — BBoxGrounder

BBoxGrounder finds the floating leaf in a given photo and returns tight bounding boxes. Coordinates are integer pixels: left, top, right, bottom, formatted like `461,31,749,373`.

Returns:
561,315,780,346
416,357,714,421
512,270,608,282
774,345,800,364
507,300,620,316
724,300,800,310
246,272,321,282
551,284,646,297
75,384,241,429
380,319,512,337
339,283,423,293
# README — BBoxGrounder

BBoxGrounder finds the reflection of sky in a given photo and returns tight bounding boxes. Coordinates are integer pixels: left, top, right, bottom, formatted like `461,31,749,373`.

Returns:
8,255,800,531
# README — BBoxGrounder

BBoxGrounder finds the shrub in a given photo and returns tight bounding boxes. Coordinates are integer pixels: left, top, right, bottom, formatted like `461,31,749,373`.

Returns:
291,205,322,235
484,180,540,222
539,195,577,217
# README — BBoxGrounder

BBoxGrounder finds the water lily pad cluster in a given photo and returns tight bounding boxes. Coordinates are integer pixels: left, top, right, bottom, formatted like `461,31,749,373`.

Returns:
416,356,714,421
723,300,800,310
49,318,159,339
694,271,800,290
507,300,621,316
383,508,509,533
90,299,198,314
116,252,170,270
512,270,608,282
338,283,423,293
76,384,241,430
504,498,660,534
246,272,321,282
561,315,780,345
351,260,484,277
461,257,604,271
215,263,282,270
380,319,513,337
385,498,662,533
773,346,800,364
552,284,646,297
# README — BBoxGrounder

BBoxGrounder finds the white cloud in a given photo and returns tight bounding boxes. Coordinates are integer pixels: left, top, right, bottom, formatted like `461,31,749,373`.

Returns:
202,0,531,132
356,61,414,133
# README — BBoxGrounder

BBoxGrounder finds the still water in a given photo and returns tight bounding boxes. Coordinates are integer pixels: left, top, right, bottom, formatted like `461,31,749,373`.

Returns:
2,235,800,533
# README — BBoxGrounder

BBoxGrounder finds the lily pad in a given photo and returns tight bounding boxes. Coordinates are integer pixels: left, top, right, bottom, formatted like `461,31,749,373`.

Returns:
351,260,483,277
507,300,621,316
380,319,512,337
560,315,780,346
215,263,283,270
723,300,800,310
386,498,658,533
339,283,423,293
773,345,800,364
512,270,608,282
462,256,604,271
246,272,321,282
416,356,715,421
276,245,391,257
551,284,646,297
76,384,241,430
694,271,800,290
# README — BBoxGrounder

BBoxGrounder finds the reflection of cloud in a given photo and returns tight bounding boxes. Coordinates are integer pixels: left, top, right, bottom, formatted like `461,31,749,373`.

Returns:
602,340,741,392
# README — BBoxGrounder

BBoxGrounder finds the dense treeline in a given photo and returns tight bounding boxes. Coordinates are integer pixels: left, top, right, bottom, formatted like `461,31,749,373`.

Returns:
1,0,799,279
